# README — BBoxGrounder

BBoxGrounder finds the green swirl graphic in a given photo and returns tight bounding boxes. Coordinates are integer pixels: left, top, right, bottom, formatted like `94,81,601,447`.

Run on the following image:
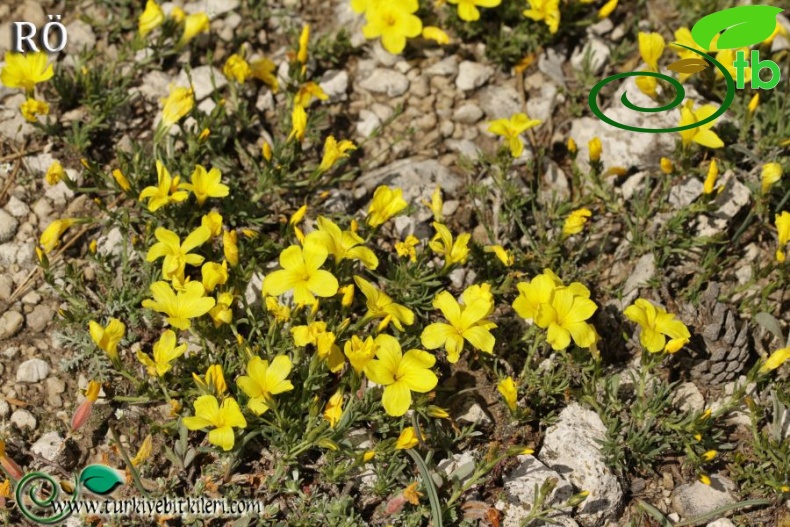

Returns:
15,472,78,525
588,44,736,133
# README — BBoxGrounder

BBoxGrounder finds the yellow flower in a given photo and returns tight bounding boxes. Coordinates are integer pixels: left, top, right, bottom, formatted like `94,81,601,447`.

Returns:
513,270,570,321
159,85,194,128
567,137,577,156
223,230,239,267
588,137,602,162
89,318,125,362
427,405,450,419
484,245,514,266
403,482,423,505
222,53,251,83
237,355,294,415
363,450,376,462
535,286,598,350
562,208,592,238
138,0,165,36
265,296,291,322
177,12,210,48
146,226,210,282
20,98,49,122
635,74,658,99
208,291,234,327
748,93,759,114
638,32,665,70
497,376,518,412
523,0,560,34
136,330,188,377
715,48,751,82
762,162,783,193
660,157,673,175
339,284,355,307
294,82,328,108
365,336,437,417
305,216,378,269
395,426,421,449
624,298,691,354
672,27,710,82
429,222,470,266
181,164,229,206
139,160,189,212
422,26,450,44
698,474,711,486
193,364,227,396
598,0,618,18
678,102,724,149
319,136,356,172
170,6,186,22
198,128,210,142
250,58,279,92
323,390,344,427
759,346,790,374
183,395,247,451
201,260,228,293
487,113,542,157
344,335,378,373
367,186,408,227
421,285,497,363
201,211,223,238
262,240,339,306
775,211,790,263
297,25,310,64
130,435,153,467
112,168,131,191
448,0,501,22
395,235,420,263
701,450,717,462
291,323,343,371
46,161,64,185
142,281,216,330
363,0,423,55
40,218,76,253
354,275,415,331
288,104,307,142
1,51,53,91
703,159,720,195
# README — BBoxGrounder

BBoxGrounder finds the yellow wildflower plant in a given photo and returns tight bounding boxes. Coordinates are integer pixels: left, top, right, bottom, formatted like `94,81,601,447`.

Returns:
202,211,223,238
20,98,49,122
497,376,518,412
339,284,355,307
323,390,344,428
305,216,378,270
250,57,279,92
1,51,54,91
183,395,247,452
759,346,790,374
291,321,328,347
177,12,210,48
484,245,514,266
209,291,234,327
598,0,617,18
422,26,450,44
638,32,665,70
201,260,228,293
193,364,227,396
447,0,502,22
562,208,592,238
263,240,339,306
237,355,295,415
138,0,165,36
146,226,211,282
294,82,328,108
363,0,423,55
395,426,421,449
703,159,721,195
319,136,356,172
222,53,251,83
265,296,291,322
365,335,438,417
678,102,724,149
429,222,471,266
181,164,229,206
142,281,216,330
427,186,443,222
535,286,598,350
395,235,420,263
344,335,379,373
40,218,76,253
45,161,64,186
112,168,132,192
89,318,126,363
588,137,602,162
761,162,783,193
513,269,589,324
159,85,194,128
289,323,344,371
672,27,709,82
748,93,759,114
288,104,307,142
487,113,542,158
523,0,560,34
421,285,497,363
354,275,415,331
367,185,408,227
136,330,188,377
297,25,310,65
130,435,153,467
635,75,658,98
139,160,189,212
624,298,691,354
775,211,790,263
223,229,239,267
660,157,673,174
715,47,750,83
403,482,423,505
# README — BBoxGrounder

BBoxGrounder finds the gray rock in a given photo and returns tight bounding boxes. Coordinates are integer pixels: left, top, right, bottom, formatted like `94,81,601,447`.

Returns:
588,18,614,36
358,68,409,97
437,451,476,485
571,37,610,74
97,227,124,257
17,358,50,383
0,274,11,301
456,61,494,91
711,176,750,220
671,475,736,518
0,310,24,340
621,172,648,201
673,382,705,413
445,139,479,160
457,402,492,427
26,305,55,333
542,160,570,201
0,398,9,418
44,180,76,207
669,178,704,208
11,409,37,430
425,56,459,77
371,41,399,67
356,110,381,138
320,70,349,101
621,253,655,301
134,70,172,101
478,84,521,120
452,103,483,124
0,209,18,242
176,66,227,101
4,195,29,217
707,519,736,527
66,19,96,51
31,431,66,462
184,0,239,16
496,455,575,527
539,403,623,526
244,272,264,307
539,48,567,86
527,82,559,122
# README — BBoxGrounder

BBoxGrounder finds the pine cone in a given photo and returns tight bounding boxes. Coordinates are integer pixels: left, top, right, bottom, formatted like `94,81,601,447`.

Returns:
677,283,752,386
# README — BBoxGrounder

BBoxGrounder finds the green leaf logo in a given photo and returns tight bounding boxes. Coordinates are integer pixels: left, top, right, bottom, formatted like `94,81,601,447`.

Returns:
78,465,125,496
691,6,784,50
